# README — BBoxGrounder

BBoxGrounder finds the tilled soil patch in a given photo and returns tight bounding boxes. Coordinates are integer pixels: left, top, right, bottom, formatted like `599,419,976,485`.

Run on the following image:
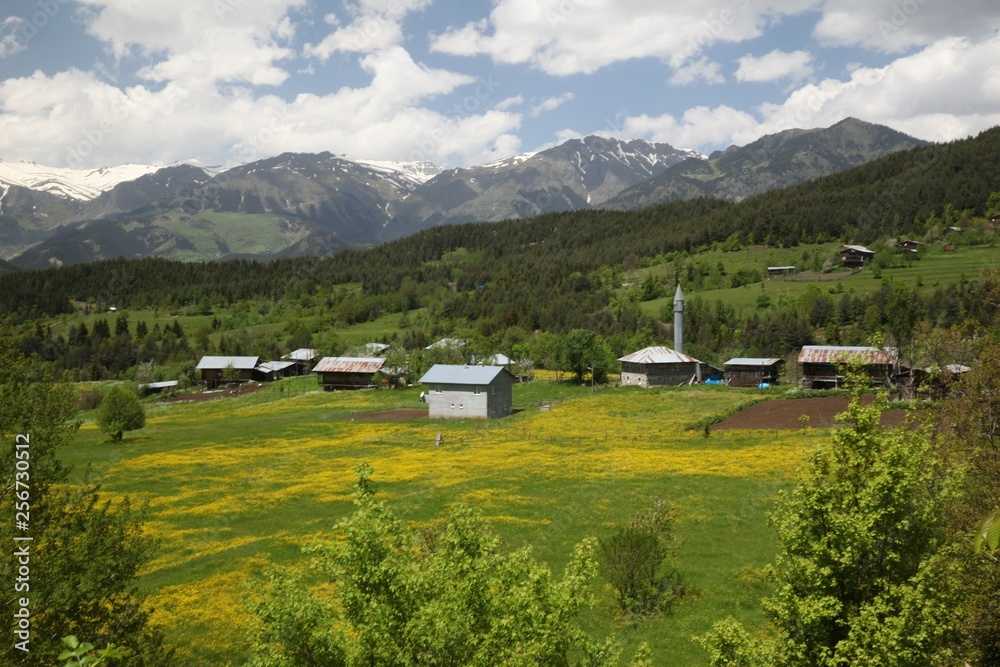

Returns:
713,395,915,430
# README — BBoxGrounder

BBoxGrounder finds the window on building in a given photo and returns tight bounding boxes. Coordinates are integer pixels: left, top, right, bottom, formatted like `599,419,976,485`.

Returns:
435,384,442,393
474,386,481,395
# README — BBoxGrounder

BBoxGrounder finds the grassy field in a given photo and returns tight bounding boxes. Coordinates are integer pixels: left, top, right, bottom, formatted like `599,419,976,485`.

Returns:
63,379,829,665
638,243,1000,317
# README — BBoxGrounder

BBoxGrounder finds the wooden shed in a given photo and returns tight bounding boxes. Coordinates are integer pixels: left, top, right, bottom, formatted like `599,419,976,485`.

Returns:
196,356,259,389
797,345,897,389
313,356,386,390
419,365,514,419
618,346,720,387
723,358,784,387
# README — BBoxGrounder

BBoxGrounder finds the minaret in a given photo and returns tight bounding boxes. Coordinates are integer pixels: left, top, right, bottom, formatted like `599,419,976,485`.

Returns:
673,284,684,354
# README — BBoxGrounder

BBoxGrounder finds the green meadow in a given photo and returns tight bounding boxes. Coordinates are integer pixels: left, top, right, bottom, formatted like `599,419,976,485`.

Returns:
636,243,1000,316
64,379,830,665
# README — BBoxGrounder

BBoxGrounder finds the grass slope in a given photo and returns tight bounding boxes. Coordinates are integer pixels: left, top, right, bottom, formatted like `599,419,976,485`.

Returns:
65,380,824,665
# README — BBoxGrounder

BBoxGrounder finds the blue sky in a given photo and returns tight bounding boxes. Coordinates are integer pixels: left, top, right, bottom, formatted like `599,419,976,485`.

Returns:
1,0,999,169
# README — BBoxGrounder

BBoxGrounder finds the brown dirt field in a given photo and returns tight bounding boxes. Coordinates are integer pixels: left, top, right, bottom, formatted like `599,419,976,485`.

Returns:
158,382,268,403
713,395,917,431
341,408,429,421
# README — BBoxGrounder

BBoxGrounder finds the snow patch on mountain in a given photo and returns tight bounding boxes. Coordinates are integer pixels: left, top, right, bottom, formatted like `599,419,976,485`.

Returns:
347,158,443,184
482,152,537,170
0,160,164,200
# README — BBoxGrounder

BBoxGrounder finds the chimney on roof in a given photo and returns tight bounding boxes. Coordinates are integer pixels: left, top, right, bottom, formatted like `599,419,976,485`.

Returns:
673,284,684,354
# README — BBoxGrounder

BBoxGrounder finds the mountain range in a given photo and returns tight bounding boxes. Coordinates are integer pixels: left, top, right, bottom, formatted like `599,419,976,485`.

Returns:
0,118,926,270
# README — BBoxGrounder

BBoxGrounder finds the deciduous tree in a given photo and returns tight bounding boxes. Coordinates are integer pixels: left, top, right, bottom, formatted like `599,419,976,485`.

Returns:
96,385,146,442
0,334,170,666
701,378,962,666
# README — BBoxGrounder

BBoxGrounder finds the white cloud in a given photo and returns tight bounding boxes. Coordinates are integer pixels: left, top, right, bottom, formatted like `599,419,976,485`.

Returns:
0,17,27,59
814,0,1000,52
734,49,814,83
531,93,573,116
304,0,431,58
0,48,522,169
494,95,524,111
621,105,760,150
670,57,725,85
616,36,1000,153
430,0,818,76
76,0,305,88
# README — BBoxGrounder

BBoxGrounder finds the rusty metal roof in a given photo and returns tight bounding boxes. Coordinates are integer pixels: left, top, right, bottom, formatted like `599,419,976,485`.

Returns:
797,345,897,365
618,346,699,365
312,357,386,374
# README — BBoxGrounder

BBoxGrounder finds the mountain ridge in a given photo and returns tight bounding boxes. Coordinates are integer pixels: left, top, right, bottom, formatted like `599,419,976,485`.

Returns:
3,118,927,268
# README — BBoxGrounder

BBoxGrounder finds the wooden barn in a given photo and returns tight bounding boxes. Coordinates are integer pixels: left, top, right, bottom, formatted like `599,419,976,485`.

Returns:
840,244,876,268
313,356,386,390
797,345,897,389
723,358,784,387
196,356,259,389
419,365,514,419
618,346,720,387
281,348,317,375
255,360,297,381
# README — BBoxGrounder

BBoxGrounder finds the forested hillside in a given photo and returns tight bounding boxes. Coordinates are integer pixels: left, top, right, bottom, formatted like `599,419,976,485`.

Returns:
3,125,1000,385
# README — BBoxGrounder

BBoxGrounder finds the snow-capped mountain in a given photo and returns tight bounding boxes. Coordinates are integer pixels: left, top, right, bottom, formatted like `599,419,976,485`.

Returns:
385,136,703,238
0,160,166,201
1,121,925,269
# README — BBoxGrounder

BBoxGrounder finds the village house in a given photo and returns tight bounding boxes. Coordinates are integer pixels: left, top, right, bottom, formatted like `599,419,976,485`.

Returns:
797,345,897,389
313,356,386,390
618,346,720,387
255,360,297,382
840,244,876,268
766,265,796,278
196,356,259,389
419,364,514,419
723,358,784,387
895,239,924,253
281,348,317,375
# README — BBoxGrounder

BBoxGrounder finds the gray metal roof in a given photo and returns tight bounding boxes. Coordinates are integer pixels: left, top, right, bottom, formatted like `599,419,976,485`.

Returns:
196,356,259,370
257,360,296,373
724,358,784,367
312,357,386,374
618,346,699,364
419,364,510,385
842,244,875,254
282,348,316,361
425,337,466,350
142,380,178,389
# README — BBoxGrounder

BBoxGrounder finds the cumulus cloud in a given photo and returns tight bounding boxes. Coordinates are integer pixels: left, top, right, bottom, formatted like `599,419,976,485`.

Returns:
75,0,305,88
735,49,814,83
304,0,431,58
814,0,1000,52
531,93,573,116
0,17,27,58
670,57,725,85
617,36,1000,153
0,48,522,168
430,0,818,76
